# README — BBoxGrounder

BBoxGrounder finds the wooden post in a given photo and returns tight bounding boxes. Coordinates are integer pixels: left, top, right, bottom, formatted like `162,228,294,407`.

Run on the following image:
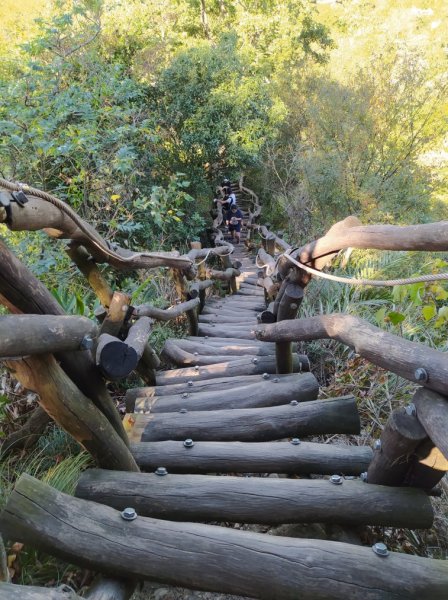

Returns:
99,291,131,337
0,239,126,443
367,408,427,485
404,440,448,492
172,269,198,335
5,355,138,472
66,242,114,308
3,475,448,600
275,276,304,374
190,241,207,310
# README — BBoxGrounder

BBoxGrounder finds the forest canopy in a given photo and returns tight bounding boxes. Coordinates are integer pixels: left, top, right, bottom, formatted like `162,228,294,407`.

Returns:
0,0,447,247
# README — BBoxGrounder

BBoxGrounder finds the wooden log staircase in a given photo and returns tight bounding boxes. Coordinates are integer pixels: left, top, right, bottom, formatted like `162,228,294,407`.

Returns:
0,179,447,599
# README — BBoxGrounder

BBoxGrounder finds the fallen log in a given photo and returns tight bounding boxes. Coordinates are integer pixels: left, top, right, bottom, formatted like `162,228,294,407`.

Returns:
130,440,372,475
3,475,447,600
256,314,448,395
140,396,360,442
135,372,318,413
77,470,433,528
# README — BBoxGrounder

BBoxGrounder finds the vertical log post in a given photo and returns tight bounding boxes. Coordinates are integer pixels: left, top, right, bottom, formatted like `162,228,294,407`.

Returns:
367,407,428,485
66,242,114,308
405,440,448,492
190,241,207,311
0,239,127,443
275,275,304,374
219,250,237,294
172,269,199,335
4,355,138,472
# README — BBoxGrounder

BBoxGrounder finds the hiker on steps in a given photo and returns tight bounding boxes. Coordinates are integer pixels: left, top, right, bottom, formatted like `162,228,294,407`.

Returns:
226,204,243,244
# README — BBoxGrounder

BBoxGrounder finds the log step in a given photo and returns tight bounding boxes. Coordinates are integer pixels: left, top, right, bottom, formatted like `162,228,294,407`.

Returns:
3,475,447,600
130,439,372,475
155,354,309,385
128,395,360,443
76,469,433,528
133,371,318,413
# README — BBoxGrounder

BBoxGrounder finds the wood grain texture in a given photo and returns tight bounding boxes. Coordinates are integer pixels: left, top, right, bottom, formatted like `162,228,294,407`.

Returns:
413,388,448,460
130,440,372,475
2,475,447,600
77,470,433,528
140,396,360,442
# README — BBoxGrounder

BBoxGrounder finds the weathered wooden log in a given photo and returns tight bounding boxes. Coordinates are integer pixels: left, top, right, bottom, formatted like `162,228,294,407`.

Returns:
66,242,114,308
201,306,259,317
260,309,276,323
207,267,241,281
367,408,427,486
287,217,448,277
155,354,307,385
0,315,97,357
235,288,265,297
3,475,447,600
198,313,258,324
96,319,152,381
187,246,235,261
175,337,280,356
0,239,126,443
4,192,192,271
77,470,433,528
5,354,138,471
130,440,372,475
99,291,130,337
257,247,276,275
172,269,198,335
131,439,371,475
135,372,318,413
0,406,51,455
187,280,213,299
413,388,448,460
126,373,276,409
0,583,81,599
257,314,448,395
198,324,256,339
134,297,200,320
0,534,7,583
207,297,265,307
139,396,360,442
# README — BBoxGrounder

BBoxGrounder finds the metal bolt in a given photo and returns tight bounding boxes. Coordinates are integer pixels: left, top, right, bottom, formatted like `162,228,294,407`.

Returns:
329,474,343,485
121,507,137,521
179,408,188,414
187,380,194,387
262,373,270,380
414,368,428,383
272,377,279,383
360,472,368,482
194,365,199,371
80,335,94,350
182,393,189,399
374,439,382,450
404,403,416,416
372,542,389,557
183,438,194,448
155,467,168,476
252,358,258,364
290,438,301,445
290,400,298,406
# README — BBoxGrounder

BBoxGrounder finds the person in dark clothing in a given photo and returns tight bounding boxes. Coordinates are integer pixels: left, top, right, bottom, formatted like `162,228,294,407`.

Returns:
226,204,243,243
